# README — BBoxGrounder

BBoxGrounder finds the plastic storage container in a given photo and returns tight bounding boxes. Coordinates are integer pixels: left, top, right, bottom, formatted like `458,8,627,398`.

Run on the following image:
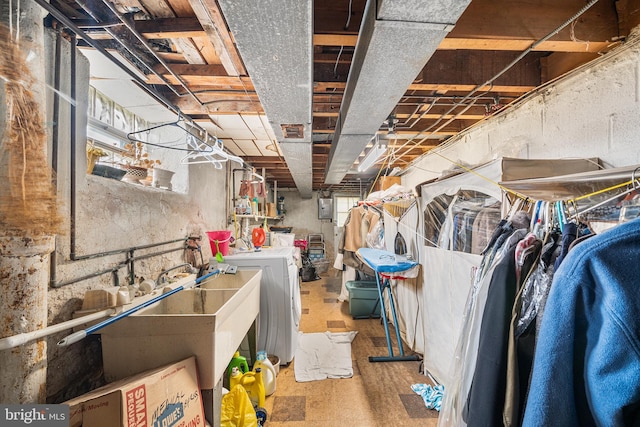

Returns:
312,258,330,274
345,280,381,318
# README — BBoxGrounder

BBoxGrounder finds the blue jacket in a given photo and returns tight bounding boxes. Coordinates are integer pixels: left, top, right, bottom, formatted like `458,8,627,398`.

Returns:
522,217,640,426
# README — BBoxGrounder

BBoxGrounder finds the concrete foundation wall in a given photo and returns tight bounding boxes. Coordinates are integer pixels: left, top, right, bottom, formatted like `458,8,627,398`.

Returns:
276,190,335,261
39,29,229,403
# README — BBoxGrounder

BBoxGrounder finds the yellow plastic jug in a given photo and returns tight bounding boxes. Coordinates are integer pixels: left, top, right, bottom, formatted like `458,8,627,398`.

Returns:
253,350,277,396
229,366,265,408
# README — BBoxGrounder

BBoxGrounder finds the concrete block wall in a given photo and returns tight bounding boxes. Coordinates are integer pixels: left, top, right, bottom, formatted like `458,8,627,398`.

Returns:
403,36,640,188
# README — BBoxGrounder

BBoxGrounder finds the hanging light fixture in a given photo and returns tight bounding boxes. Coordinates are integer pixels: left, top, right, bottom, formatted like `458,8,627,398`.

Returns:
357,135,387,172
386,114,398,139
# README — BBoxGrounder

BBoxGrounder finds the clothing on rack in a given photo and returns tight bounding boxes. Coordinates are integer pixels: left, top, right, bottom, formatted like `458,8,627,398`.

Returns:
522,217,640,427
438,169,640,427
336,205,381,277
424,191,501,254
504,234,557,427
463,239,520,426
437,225,528,427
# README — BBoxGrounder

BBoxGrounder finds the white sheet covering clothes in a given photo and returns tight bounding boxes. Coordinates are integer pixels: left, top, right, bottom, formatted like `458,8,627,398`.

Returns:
294,331,358,382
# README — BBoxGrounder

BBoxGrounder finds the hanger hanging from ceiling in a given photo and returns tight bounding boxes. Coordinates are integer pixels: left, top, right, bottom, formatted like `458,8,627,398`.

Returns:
127,113,215,153
249,168,264,183
180,133,244,169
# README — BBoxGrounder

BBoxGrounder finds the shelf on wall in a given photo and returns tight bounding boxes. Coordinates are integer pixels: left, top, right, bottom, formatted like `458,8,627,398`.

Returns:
235,215,283,220
228,214,284,225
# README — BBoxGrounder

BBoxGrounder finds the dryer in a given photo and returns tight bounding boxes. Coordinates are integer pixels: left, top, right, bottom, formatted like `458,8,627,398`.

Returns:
223,246,301,364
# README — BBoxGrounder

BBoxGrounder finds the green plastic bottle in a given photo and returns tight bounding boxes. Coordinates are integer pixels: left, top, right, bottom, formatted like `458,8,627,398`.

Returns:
227,351,249,384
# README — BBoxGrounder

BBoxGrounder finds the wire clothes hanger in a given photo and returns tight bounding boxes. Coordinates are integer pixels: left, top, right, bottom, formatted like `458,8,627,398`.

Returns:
127,112,244,168
567,166,640,220
181,134,244,168
127,113,215,153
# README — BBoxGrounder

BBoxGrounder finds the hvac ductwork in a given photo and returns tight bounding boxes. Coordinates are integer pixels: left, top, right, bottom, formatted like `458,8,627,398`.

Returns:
325,0,471,185
217,0,314,197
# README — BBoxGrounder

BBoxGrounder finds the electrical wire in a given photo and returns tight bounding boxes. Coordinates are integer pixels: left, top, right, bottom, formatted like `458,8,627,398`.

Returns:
387,0,602,168
345,0,353,30
334,45,344,78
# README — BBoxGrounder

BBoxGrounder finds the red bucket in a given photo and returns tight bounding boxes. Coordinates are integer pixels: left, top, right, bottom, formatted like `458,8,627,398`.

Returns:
206,230,232,256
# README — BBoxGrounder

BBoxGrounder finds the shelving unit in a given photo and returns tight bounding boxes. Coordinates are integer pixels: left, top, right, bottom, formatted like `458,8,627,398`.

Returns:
230,168,285,246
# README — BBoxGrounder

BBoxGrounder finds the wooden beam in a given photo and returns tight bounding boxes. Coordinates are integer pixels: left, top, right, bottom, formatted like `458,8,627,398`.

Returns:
152,63,228,76
147,73,255,89
439,38,613,53
316,35,611,53
313,34,358,46
314,53,353,64
187,0,247,76
313,111,486,120
165,93,263,114
315,81,534,94
134,17,204,39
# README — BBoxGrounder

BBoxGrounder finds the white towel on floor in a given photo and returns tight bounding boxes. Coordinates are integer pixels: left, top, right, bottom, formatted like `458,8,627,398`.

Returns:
294,331,358,382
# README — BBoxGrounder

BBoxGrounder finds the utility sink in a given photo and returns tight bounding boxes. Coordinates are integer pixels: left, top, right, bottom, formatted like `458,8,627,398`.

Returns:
98,269,261,389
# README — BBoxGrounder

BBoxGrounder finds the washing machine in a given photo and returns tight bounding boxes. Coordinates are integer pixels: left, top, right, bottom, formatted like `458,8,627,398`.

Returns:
223,246,301,364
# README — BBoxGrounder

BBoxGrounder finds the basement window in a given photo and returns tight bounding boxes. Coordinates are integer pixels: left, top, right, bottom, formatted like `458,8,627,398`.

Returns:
86,87,158,182
335,196,360,226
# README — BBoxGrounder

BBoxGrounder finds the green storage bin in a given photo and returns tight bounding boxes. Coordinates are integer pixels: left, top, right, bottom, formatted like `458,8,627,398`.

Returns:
345,280,381,318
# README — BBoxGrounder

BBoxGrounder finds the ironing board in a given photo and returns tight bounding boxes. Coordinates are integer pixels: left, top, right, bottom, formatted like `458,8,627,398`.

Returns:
356,248,422,363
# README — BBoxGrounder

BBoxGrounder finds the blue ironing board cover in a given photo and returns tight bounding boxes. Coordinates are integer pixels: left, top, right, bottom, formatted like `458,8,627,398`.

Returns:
356,248,418,273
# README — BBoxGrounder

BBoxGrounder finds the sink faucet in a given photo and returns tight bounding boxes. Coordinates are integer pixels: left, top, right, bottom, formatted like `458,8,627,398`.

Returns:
156,263,196,286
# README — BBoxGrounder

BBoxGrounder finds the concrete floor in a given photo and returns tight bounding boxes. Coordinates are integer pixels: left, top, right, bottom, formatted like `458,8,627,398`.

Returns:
261,273,439,426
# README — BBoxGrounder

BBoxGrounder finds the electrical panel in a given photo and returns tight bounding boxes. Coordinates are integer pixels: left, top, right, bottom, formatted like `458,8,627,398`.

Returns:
318,198,333,219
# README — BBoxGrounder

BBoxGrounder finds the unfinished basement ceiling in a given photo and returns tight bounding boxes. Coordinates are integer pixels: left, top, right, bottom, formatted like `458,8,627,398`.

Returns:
43,0,629,195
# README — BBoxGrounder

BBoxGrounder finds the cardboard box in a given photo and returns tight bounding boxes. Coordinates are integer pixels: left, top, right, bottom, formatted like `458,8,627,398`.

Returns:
65,357,205,427
374,176,401,192
266,202,277,217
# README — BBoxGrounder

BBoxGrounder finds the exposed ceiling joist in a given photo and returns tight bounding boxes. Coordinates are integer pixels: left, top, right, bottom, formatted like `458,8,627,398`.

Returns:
49,0,627,194
187,0,246,76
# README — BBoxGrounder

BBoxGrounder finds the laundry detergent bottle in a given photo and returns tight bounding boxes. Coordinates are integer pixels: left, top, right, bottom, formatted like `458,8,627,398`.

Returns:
253,350,277,396
230,367,265,408
227,351,249,385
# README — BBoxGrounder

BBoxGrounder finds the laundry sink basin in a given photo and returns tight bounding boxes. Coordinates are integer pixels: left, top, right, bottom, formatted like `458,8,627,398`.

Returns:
98,269,261,389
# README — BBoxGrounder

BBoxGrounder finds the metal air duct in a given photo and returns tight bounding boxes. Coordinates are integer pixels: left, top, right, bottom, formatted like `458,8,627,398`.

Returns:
217,0,314,197
325,0,471,184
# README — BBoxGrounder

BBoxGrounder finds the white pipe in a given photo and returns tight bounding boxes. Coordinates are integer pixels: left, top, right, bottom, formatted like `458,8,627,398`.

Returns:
0,308,114,351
